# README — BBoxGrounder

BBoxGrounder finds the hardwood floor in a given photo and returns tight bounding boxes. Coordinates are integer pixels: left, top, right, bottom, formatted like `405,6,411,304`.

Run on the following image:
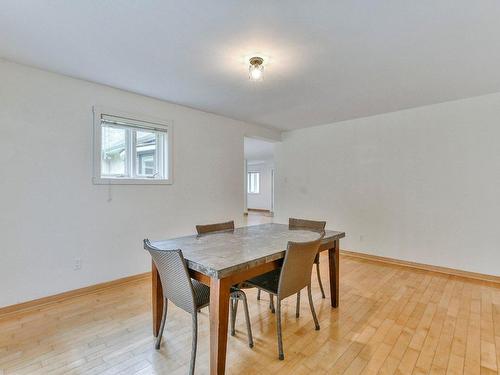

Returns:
2,221,500,374
1,257,499,374
243,211,274,226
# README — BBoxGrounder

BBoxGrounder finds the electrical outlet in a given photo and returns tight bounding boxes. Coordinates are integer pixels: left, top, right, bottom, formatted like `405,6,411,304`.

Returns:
74,258,82,271
359,235,364,242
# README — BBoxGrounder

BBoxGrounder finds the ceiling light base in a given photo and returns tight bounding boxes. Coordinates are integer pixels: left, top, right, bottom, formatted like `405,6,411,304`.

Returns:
249,56,264,66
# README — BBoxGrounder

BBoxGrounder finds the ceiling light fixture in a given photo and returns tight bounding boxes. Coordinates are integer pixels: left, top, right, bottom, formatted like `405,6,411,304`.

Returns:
248,56,264,81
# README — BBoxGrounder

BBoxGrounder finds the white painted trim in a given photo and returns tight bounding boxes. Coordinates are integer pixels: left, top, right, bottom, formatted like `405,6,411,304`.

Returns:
91,177,173,185
243,158,248,214
271,168,275,213
92,106,174,185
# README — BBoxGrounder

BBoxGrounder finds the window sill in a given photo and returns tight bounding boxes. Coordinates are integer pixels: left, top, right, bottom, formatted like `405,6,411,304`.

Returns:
92,177,173,185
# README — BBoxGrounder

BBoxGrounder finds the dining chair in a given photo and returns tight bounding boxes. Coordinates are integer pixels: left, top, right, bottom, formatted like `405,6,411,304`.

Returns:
195,221,254,348
246,234,324,360
289,217,326,318
144,239,209,375
195,220,235,234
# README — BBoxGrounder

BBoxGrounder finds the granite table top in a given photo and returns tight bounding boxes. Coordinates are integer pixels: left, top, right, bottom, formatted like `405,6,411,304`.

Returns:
149,223,345,279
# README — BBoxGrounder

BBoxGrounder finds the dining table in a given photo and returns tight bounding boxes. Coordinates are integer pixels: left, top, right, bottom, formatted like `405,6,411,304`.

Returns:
148,223,345,375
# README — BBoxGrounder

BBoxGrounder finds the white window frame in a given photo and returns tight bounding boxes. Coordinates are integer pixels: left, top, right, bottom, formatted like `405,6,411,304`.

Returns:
92,106,173,185
247,172,260,194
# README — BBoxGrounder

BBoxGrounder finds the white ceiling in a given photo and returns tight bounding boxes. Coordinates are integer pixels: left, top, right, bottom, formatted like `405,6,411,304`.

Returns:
244,137,275,161
1,1,500,131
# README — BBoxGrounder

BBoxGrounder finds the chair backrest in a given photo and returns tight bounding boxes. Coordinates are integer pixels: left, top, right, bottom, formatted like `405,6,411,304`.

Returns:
277,234,324,300
289,217,326,232
196,220,235,235
144,239,196,314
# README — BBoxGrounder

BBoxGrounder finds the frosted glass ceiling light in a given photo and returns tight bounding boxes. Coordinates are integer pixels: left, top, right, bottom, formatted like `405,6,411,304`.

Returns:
249,56,264,81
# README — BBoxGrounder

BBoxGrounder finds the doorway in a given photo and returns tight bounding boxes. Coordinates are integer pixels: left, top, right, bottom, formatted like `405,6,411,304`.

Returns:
244,137,276,222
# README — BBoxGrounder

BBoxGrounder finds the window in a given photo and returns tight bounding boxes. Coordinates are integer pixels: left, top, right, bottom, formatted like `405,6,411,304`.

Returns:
247,172,260,194
93,107,172,184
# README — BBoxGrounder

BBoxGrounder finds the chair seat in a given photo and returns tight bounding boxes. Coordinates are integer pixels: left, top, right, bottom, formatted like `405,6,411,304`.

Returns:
233,282,255,290
192,280,210,308
246,269,281,295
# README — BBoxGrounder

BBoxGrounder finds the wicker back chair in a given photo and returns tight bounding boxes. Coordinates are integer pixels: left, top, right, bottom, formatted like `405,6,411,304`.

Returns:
289,218,326,232
278,240,322,299
196,220,234,235
289,217,327,317
246,235,324,359
195,221,254,348
144,240,210,375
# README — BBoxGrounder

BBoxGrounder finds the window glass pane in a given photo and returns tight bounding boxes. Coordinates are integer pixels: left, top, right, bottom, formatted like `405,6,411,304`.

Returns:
247,172,260,193
163,134,169,178
135,130,165,178
248,173,253,193
101,125,127,177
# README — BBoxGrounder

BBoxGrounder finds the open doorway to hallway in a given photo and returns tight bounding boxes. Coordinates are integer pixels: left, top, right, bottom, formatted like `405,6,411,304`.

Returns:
244,137,276,224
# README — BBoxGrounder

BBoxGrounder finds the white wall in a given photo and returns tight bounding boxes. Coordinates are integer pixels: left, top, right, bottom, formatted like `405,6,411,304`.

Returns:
275,93,500,276
247,160,274,211
0,59,280,308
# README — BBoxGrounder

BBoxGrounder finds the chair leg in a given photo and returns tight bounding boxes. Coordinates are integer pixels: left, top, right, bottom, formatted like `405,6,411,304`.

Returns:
230,297,236,336
316,261,326,298
257,288,261,300
307,285,320,330
230,295,239,336
189,313,198,375
155,298,168,349
269,294,275,313
276,299,284,360
240,291,254,348
296,291,300,318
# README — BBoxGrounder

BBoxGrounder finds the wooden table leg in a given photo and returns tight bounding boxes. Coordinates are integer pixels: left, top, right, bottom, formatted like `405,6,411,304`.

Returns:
328,240,340,308
209,277,231,375
152,260,164,337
